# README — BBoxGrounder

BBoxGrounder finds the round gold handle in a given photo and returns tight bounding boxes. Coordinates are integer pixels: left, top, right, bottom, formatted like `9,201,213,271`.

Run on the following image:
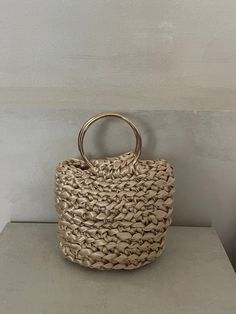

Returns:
78,112,142,168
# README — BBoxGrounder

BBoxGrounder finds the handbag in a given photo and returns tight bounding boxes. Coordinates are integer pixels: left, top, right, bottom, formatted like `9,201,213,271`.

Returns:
55,112,175,270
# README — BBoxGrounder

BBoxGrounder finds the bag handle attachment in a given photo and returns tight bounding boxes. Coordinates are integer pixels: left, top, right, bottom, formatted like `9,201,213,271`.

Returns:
78,112,142,168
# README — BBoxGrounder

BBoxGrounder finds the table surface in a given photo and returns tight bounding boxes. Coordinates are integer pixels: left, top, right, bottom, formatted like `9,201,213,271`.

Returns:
0,223,235,314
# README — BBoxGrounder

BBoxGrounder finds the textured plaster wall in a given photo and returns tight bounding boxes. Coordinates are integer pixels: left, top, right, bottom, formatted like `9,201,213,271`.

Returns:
1,107,236,267
0,0,236,92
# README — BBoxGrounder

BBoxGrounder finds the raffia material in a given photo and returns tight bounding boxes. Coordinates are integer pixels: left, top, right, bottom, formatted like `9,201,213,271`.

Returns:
55,152,175,270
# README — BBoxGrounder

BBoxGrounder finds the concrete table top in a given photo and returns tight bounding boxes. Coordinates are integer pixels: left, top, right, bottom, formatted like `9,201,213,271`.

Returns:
0,223,235,314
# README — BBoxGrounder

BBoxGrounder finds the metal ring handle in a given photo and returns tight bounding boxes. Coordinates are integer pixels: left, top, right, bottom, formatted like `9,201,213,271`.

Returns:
78,112,142,168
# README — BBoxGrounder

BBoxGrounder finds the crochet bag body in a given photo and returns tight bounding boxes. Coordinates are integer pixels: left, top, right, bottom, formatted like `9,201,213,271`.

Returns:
55,113,175,270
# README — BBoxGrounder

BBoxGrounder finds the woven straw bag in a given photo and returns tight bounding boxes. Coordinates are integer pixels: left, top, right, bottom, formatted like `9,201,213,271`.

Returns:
55,112,175,270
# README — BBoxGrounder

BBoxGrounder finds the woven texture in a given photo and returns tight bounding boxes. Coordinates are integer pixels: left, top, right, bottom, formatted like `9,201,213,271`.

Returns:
55,152,175,270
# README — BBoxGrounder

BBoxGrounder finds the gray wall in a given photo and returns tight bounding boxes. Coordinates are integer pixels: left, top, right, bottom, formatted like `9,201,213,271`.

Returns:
0,1,236,267
1,0,236,90
1,106,236,268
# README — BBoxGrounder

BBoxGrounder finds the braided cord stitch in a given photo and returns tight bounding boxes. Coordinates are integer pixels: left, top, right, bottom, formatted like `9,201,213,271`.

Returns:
55,152,175,270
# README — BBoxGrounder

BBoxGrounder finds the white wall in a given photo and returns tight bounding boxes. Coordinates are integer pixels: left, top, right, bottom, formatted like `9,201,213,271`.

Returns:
1,1,236,267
